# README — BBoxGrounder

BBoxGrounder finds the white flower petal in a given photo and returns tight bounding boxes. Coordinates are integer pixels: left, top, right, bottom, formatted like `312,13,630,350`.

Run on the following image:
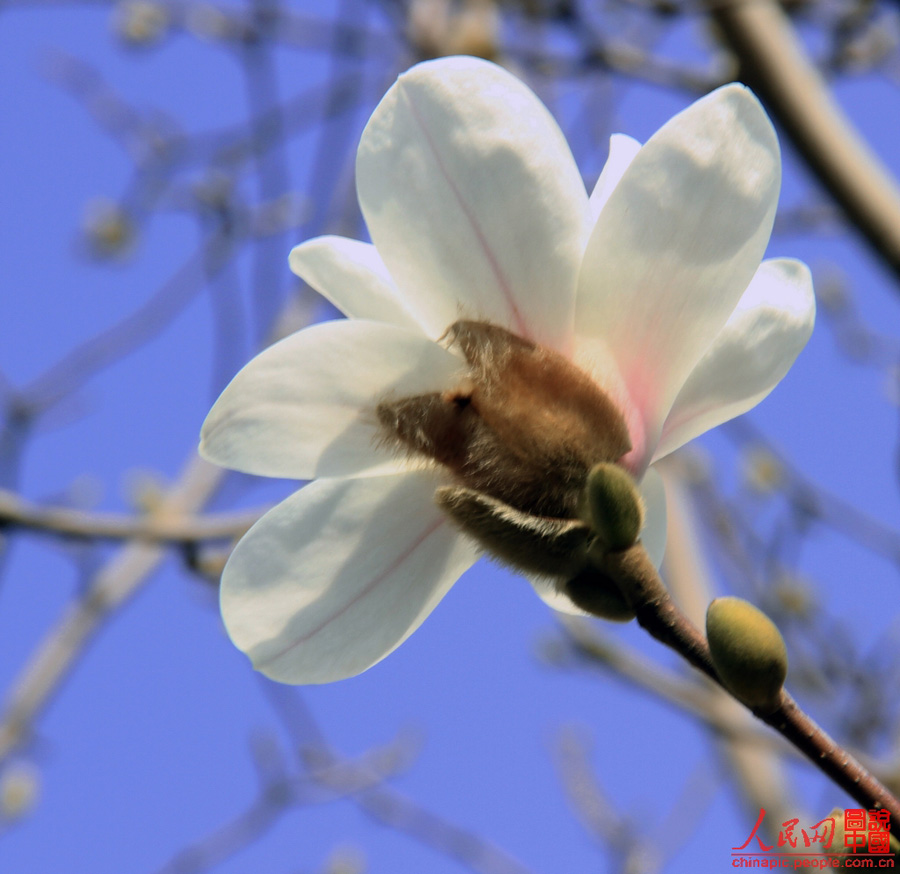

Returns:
654,259,815,460
640,466,667,568
200,320,466,480
588,133,642,224
576,84,781,469
220,471,479,684
356,56,590,351
288,236,422,332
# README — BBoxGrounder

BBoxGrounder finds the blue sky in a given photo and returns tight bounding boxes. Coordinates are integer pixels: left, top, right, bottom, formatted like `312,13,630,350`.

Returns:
1,2,899,872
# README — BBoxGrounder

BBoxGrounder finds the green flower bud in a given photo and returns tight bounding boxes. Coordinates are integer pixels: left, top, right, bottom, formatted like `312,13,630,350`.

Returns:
565,566,635,622
706,597,788,712
581,463,644,552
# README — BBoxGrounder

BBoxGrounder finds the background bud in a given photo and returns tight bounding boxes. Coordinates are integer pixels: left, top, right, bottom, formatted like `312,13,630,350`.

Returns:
706,597,788,711
0,762,40,821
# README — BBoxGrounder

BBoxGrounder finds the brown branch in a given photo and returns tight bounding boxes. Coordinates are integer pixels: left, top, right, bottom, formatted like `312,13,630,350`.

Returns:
595,542,900,833
711,0,900,281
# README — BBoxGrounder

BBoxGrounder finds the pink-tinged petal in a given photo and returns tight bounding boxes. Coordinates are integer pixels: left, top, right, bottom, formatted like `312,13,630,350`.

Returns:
288,236,422,332
220,471,479,684
576,84,781,471
640,467,667,568
588,133,642,224
356,56,590,353
200,320,466,480
654,258,815,460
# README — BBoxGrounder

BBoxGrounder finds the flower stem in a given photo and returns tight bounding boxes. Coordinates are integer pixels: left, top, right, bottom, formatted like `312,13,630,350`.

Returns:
600,544,900,834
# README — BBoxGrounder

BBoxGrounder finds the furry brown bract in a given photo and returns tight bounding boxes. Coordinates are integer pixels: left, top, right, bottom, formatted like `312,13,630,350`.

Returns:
377,320,632,576
377,320,631,517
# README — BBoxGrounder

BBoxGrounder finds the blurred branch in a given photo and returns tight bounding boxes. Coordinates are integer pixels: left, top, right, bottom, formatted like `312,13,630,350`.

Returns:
712,0,900,281
0,456,224,763
506,41,725,93
151,733,418,874
265,686,540,874
555,727,664,873
723,417,900,566
555,616,778,746
0,487,263,544
20,230,237,415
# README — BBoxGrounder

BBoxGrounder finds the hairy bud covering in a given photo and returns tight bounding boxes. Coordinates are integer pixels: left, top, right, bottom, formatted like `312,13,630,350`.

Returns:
378,320,632,578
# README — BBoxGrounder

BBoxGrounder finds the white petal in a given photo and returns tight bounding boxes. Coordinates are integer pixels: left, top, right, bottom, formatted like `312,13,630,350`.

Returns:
654,259,815,460
288,236,422,332
576,84,781,470
639,466,667,568
588,133,642,224
356,56,590,352
220,471,479,684
200,320,466,480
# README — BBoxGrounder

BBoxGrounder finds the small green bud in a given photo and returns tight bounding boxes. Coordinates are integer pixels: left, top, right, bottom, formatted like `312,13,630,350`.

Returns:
706,597,788,712
565,566,635,622
581,463,644,552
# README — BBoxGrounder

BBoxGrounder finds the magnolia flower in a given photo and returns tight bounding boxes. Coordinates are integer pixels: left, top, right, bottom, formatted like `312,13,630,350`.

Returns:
200,57,815,684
